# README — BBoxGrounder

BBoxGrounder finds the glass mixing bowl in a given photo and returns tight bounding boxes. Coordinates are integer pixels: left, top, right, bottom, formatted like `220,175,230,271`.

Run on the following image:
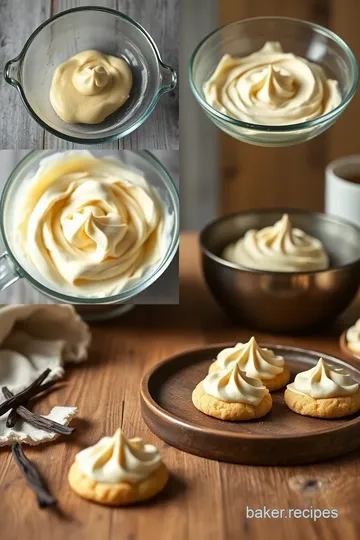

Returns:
4,7,177,144
0,150,179,305
189,17,358,147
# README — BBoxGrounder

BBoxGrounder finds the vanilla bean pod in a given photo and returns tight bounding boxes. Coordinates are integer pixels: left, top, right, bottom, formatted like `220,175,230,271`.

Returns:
6,407,18,428
5,379,61,428
3,387,74,435
0,368,51,417
12,442,57,508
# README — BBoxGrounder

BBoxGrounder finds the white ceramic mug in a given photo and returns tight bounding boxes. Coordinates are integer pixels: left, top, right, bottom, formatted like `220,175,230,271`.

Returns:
325,155,360,228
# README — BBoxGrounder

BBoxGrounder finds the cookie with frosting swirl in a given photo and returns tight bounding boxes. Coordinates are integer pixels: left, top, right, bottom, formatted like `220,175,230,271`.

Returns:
285,358,360,418
209,337,290,391
68,428,168,505
192,363,272,421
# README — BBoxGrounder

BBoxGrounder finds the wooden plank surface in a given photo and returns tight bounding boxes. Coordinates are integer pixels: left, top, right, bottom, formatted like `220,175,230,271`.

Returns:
0,233,359,540
0,0,51,149
218,0,360,214
0,0,178,150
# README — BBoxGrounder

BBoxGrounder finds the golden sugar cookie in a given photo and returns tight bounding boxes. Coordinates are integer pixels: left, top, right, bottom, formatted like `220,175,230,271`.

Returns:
262,364,291,391
68,428,168,506
68,461,169,506
192,382,272,421
284,388,360,419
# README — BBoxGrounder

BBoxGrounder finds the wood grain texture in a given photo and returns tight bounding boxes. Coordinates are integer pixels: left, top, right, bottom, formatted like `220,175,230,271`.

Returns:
0,0,178,150
218,0,360,214
0,233,359,540
0,0,51,149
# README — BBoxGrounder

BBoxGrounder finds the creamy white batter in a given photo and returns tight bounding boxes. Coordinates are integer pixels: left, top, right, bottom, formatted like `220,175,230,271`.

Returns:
204,42,341,125
15,152,167,298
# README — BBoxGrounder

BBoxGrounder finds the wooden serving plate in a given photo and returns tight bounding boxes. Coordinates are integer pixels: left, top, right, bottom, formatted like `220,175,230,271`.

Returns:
340,331,360,364
141,344,360,465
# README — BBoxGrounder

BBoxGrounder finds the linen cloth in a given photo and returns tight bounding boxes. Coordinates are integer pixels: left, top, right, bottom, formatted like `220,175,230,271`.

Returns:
0,304,90,445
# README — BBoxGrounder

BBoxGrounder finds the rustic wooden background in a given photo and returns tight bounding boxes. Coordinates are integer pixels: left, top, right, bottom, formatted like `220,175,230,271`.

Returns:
219,0,360,214
0,0,179,150
0,234,359,540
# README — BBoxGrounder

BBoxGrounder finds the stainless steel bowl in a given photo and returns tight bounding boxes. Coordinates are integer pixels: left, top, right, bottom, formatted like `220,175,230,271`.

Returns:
200,210,360,333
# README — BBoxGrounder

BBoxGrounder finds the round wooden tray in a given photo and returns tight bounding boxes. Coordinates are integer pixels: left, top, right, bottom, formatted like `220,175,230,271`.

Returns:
141,344,360,465
340,331,360,364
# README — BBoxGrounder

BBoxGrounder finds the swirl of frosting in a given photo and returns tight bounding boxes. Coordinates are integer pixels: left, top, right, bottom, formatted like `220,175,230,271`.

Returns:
223,214,329,272
76,429,162,484
346,319,360,355
203,364,268,405
73,65,110,96
18,151,164,298
50,50,133,124
287,358,359,398
213,337,284,380
203,42,341,126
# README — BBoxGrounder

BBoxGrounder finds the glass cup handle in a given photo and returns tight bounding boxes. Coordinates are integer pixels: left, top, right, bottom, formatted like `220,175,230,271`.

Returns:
159,61,177,91
0,253,19,291
4,56,21,86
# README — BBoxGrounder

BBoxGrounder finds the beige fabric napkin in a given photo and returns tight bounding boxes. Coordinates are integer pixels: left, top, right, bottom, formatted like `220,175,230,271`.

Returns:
0,304,91,446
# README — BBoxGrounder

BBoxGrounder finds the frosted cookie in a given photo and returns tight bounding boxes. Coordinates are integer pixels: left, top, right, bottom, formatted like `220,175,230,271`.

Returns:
192,363,272,421
345,319,360,356
209,337,290,391
285,358,360,419
68,429,168,506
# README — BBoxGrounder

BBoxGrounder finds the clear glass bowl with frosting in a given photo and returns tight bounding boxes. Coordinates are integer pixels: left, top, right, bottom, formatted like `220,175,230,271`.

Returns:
4,7,177,144
0,150,179,305
189,17,358,147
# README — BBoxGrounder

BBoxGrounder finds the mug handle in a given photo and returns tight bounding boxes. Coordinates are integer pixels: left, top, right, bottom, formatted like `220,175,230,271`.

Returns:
0,253,20,291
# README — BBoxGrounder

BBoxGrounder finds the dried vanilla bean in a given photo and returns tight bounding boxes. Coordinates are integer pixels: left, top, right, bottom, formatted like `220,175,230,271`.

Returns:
5,380,61,428
12,442,57,508
3,387,74,436
0,369,51,417
6,406,18,428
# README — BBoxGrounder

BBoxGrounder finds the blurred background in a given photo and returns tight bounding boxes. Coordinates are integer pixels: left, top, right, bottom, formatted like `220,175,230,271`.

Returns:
180,0,360,229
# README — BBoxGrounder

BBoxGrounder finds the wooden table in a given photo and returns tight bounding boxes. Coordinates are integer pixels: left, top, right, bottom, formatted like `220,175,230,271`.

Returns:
0,0,179,150
1,233,359,540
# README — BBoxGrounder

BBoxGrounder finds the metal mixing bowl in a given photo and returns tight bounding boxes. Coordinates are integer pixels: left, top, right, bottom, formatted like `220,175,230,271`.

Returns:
200,210,360,333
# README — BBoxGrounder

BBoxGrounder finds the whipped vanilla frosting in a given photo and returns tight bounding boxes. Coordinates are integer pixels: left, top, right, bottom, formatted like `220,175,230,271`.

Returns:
204,42,341,126
346,319,360,355
213,337,284,380
16,151,166,298
50,50,133,124
287,358,359,398
223,214,329,272
76,429,162,484
203,364,268,405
